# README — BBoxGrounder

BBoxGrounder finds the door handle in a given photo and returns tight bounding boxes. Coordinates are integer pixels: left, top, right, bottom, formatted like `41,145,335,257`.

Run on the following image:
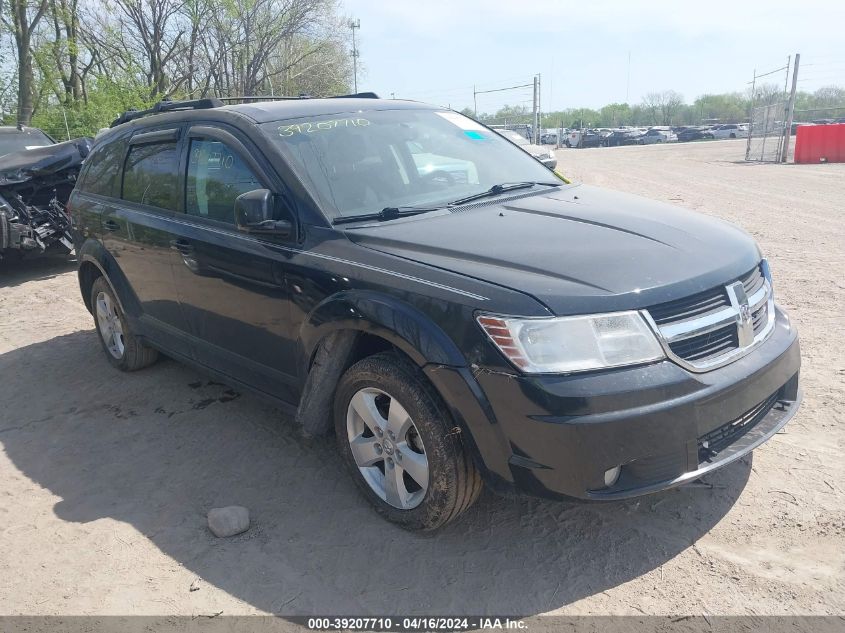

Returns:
170,238,194,254
103,219,120,232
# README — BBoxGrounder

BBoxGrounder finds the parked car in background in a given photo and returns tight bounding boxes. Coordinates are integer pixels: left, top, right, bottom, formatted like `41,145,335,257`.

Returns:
0,136,91,260
0,125,55,158
711,124,748,139
494,128,557,169
566,129,602,148
677,127,715,142
602,129,643,146
540,131,559,145
638,128,678,144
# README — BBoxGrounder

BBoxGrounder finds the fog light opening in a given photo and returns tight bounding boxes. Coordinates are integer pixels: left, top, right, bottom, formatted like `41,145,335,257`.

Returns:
604,465,622,488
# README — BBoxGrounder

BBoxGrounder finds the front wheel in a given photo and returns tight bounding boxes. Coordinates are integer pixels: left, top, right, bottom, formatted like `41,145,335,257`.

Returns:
334,352,482,530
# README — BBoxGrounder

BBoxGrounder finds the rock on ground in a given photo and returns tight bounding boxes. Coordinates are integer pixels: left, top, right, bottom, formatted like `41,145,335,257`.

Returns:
207,506,250,538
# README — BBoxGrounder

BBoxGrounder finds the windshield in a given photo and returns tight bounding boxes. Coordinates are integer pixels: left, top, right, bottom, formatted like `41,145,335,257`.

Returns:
0,130,54,157
260,109,558,220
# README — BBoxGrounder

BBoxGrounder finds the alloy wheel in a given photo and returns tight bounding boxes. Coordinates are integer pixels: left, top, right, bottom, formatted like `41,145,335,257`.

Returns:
346,387,429,509
95,291,125,359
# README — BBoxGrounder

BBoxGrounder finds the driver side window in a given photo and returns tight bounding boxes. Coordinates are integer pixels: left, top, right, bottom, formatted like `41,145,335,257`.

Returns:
186,138,262,224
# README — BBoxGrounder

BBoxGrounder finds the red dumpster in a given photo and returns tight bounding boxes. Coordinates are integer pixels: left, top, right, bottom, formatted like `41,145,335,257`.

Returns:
793,123,845,164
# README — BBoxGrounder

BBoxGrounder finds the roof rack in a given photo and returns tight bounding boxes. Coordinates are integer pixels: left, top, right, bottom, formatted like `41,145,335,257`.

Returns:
217,95,313,102
218,92,380,103
110,92,381,127
110,98,223,127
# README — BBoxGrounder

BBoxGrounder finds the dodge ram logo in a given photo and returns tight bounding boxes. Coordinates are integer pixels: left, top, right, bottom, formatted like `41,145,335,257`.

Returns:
739,302,753,325
727,281,755,347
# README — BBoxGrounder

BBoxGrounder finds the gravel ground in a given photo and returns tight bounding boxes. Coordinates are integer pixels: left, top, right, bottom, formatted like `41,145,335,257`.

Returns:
0,139,843,619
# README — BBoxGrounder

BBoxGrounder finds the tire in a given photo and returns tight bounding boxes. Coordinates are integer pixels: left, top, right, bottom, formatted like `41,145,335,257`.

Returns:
730,133,736,139
90,276,158,371
334,352,482,530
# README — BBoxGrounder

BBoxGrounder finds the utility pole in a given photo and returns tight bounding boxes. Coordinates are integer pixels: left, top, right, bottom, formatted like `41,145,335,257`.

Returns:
532,75,539,143
473,85,477,117
781,53,800,163
349,19,361,93
746,68,757,161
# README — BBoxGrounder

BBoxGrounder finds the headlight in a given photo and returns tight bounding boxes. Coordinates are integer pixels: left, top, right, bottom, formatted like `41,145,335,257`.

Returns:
477,312,665,373
548,150,556,159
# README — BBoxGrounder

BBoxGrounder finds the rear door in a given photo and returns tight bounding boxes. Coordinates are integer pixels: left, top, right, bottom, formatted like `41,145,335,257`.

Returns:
100,126,193,357
169,124,299,403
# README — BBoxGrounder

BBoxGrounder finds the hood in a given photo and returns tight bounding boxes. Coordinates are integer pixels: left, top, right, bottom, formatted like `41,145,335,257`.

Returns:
522,143,550,158
0,137,92,186
344,184,761,315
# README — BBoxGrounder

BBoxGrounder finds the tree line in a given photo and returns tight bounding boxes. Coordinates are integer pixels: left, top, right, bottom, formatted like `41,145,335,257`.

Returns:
466,86,845,129
0,0,354,137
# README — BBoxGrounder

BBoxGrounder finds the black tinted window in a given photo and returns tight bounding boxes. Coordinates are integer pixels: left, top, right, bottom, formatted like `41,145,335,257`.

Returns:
186,139,263,224
122,142,179,210
79,138,126,197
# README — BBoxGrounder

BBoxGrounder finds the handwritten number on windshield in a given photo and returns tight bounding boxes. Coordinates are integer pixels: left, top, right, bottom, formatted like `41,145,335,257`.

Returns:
278,118,371,137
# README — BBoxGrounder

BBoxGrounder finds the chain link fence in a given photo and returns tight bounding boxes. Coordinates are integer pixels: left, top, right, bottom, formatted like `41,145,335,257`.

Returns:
746,101,789,162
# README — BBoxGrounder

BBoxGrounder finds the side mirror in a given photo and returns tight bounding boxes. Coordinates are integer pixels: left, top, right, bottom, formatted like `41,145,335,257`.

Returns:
234,189,293,237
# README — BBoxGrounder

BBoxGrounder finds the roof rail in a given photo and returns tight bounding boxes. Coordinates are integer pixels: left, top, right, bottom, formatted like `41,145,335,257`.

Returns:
330,92,380,99
217,95,314,103
110,98,223,128
109,92,382,127
219,92,380,103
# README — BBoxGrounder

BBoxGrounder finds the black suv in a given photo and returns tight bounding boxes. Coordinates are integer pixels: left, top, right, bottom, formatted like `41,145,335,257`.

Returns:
70,96,801,530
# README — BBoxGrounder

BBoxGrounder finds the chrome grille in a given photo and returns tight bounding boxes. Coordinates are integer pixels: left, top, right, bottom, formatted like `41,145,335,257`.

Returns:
668,324,738,362
643,262,776,372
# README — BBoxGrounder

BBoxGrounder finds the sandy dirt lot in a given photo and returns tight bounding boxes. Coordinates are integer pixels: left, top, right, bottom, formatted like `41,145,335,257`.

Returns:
1,139,843,620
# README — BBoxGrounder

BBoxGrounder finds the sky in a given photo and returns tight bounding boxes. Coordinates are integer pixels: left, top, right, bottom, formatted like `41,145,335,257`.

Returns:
341,0,845,113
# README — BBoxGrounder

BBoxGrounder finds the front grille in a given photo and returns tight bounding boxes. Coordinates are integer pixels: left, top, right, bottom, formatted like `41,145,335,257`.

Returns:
743,266,766,297
669,324,739,362
645,264,772,370
649,266,762,326
752,302,768,334
698,391,779,463
649,287,729,325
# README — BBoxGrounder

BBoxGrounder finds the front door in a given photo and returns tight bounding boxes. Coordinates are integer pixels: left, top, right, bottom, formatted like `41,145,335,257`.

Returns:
169,125,299,403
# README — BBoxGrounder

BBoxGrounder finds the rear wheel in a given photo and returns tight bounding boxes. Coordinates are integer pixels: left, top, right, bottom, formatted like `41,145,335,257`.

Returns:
334,352,482,530
91,277,158,371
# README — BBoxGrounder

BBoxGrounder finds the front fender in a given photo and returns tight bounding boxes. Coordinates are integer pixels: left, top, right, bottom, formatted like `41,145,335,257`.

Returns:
299,290,468,368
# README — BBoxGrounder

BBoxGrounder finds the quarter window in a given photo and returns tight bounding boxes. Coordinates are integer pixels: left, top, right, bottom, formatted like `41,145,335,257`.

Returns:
122,141,179,210
186,139,263,224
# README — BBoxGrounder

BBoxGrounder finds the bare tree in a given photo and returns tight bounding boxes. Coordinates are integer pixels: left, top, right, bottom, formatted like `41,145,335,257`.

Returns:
642,90,684,125
90,0,187,98
2,0,50,123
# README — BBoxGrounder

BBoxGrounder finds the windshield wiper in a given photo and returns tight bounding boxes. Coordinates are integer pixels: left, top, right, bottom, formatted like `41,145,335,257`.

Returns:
332,205,442,225
447,181,561,207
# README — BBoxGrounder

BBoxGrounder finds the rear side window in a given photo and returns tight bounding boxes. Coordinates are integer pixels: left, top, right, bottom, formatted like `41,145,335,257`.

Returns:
78,138,126,197
122,141,179,210
186,139,263,224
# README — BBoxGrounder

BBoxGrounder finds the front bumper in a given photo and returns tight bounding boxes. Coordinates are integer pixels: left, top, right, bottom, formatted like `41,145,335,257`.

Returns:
427,306,801,500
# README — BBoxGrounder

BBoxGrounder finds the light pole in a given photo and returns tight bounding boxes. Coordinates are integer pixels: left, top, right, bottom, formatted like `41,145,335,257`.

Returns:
349,19,360,93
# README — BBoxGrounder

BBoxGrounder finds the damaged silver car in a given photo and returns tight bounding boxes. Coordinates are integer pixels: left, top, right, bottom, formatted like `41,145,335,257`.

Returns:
0,129,92,260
